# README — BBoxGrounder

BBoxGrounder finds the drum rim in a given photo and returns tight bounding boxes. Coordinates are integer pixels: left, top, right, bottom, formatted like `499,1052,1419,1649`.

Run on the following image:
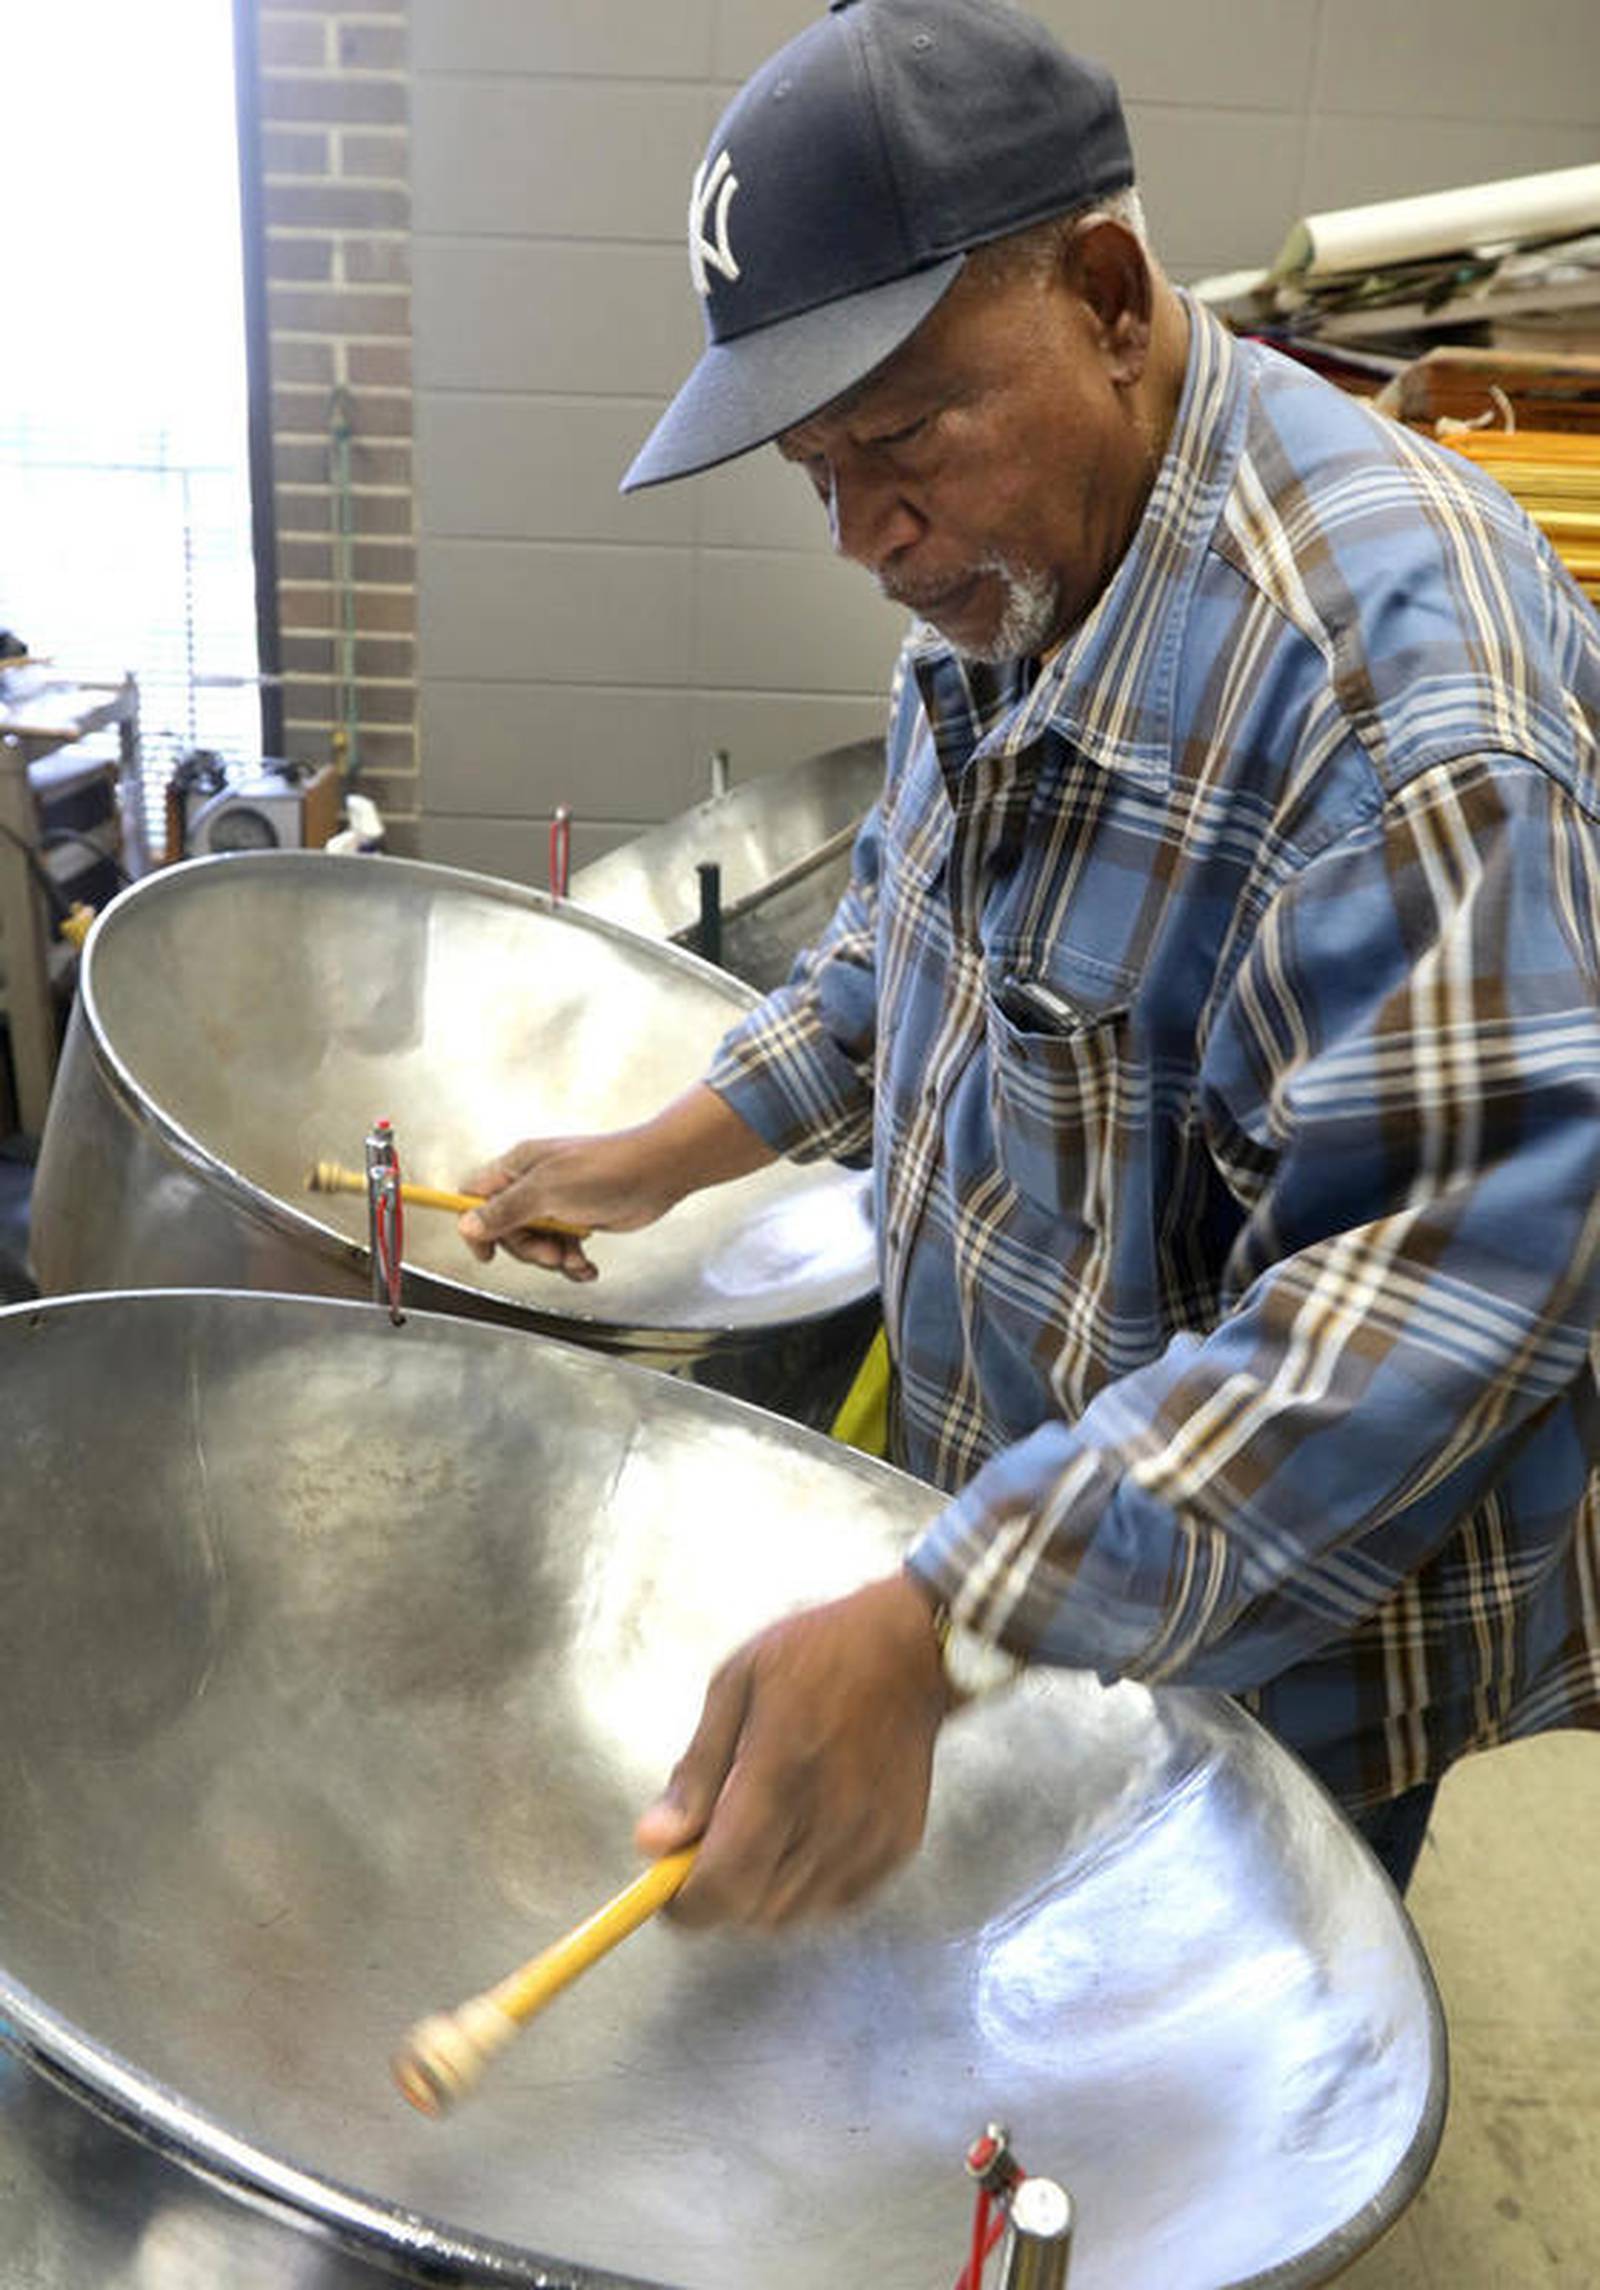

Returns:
72,852,878,1346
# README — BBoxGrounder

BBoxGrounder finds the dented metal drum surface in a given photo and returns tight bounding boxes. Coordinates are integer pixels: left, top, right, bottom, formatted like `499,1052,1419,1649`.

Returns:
0,1291,1444,2289
568,740,885,993
27,851,876,1401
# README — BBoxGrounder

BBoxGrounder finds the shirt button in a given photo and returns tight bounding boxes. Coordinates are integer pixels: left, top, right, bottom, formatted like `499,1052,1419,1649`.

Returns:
888,1224,904,1250
922,1081,938,1109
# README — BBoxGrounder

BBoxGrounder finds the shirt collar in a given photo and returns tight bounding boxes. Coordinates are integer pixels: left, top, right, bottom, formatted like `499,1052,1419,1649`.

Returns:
907,293,1250,791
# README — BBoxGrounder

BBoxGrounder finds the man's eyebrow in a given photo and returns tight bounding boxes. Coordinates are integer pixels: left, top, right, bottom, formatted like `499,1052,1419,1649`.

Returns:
776,348,942,456
823,371,897,425
778,377,941,462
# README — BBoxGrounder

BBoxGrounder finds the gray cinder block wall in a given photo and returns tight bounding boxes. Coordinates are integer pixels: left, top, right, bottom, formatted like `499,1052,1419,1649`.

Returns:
409,0,1600,885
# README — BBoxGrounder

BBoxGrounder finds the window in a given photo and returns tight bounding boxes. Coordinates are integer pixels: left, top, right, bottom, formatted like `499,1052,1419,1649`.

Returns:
0,0,263,855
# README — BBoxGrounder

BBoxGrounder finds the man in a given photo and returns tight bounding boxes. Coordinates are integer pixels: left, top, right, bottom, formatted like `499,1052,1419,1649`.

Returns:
461,0,1600,1924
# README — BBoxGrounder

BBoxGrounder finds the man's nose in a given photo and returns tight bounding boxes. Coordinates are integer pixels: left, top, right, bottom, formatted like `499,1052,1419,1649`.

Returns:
824,457,924,571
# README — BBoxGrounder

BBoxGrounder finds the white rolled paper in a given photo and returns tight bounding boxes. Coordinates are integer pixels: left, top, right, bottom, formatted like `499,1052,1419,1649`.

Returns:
1271,163,1600,284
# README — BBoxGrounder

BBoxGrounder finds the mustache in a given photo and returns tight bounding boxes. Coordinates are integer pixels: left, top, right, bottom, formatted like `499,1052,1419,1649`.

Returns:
875,568,979,614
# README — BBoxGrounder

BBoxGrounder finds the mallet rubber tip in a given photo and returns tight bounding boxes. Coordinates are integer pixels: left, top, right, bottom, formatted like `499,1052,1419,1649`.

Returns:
391,1995,520,2117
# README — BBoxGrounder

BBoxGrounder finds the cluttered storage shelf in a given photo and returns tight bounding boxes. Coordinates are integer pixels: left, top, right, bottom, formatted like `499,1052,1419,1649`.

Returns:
1389,355,1600,606
1196,164,1600,608
0,662,139,1137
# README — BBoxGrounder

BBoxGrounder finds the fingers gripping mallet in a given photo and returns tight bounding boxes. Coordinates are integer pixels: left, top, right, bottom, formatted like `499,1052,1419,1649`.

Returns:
304,1159,589,1240
392,1848,699,2117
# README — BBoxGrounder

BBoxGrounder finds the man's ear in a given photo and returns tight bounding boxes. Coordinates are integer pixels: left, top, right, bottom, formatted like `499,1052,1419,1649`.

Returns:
1064,218,1153,384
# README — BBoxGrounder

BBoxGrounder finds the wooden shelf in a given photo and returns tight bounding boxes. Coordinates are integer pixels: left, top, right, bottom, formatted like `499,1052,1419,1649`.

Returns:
0,672,140,1138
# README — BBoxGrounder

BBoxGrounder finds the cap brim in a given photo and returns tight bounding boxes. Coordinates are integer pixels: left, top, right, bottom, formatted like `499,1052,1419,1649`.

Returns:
620,254,967,493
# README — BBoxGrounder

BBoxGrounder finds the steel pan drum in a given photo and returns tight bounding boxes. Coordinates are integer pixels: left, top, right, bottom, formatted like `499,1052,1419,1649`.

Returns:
0,1291,1444,2288
28,851,875,1399
0,2051,400,2290
569,740,884,992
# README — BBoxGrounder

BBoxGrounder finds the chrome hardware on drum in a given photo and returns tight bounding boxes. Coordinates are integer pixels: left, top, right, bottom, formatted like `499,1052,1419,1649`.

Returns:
27,850,877,1409
0,1290,1444,2289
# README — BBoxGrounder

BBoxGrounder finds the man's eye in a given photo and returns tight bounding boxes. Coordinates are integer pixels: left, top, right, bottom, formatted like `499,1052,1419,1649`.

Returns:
871,417,927,450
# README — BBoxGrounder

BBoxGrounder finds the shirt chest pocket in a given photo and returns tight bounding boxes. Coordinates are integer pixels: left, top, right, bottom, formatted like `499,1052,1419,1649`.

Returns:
983,959,1141,1229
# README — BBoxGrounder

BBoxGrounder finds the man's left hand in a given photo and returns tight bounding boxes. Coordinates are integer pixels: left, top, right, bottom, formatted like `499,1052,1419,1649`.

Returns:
633,1571,952,1928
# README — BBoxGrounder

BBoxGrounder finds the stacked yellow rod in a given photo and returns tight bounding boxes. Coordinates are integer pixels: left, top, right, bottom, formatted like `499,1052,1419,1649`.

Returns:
1439,428,1600,602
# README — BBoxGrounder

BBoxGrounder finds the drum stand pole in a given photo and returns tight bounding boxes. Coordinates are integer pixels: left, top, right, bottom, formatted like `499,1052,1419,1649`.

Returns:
997,2177,1074,2288
961,2125,1074,2290
365,1119,405,1323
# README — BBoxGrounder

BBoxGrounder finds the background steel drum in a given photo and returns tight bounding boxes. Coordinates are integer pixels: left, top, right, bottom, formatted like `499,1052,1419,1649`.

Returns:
27,850,876,1411
568,740,883,993
0,1290,1444,2289
0,2053,407,2290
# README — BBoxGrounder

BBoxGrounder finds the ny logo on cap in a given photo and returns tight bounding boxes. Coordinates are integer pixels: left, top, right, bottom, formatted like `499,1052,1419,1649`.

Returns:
688,148,740,297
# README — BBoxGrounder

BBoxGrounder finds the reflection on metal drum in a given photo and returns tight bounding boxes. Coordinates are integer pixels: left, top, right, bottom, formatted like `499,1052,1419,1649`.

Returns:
0,1291,1444,2289
28,850,877,1403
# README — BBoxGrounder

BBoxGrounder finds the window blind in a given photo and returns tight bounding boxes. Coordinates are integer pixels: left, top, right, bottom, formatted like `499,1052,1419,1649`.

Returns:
0,0,261,855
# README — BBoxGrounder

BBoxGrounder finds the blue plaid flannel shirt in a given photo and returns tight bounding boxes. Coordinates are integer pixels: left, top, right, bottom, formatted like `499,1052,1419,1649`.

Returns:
707,297,1600,1810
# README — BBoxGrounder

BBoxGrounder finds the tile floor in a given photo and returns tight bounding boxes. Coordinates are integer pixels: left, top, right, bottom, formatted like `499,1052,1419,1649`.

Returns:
1339,1732,1600,2287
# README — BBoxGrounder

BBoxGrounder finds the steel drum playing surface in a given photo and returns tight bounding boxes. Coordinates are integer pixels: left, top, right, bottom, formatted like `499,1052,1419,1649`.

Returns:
27,852,874,1360
0,1293,1443,2287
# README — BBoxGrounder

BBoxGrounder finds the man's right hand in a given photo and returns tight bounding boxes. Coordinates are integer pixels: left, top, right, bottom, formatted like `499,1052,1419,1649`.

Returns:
456,1082,778,1281
457,1129,683,1280
633,1571,953,1927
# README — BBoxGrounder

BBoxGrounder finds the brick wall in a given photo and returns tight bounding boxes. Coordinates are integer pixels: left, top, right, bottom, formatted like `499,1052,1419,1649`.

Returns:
253,0,418,847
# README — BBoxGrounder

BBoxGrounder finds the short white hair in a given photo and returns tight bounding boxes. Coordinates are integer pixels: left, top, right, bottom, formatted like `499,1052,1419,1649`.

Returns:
971,186,1152,283
1080,184,1148,244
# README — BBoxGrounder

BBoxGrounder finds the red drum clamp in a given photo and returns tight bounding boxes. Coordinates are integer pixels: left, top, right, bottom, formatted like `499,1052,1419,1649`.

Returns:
364,1117,405,1325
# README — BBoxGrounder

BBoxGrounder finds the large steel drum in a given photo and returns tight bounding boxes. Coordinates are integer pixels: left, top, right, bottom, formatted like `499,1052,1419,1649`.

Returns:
28,850,876,1412
0,1290,1444,2288
569,740,883,992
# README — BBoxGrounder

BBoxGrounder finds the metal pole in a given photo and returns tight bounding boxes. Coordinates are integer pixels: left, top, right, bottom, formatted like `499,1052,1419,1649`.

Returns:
365,1118,403,1321
998,2177,1074,2290
696,859,723,968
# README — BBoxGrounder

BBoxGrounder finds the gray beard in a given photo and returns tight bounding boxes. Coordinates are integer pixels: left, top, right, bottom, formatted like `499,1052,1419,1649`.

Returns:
890,557,1062,665
962,558,1061,663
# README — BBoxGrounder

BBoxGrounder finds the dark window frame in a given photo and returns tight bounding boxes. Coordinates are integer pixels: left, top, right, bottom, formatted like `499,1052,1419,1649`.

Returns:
232,0,285,758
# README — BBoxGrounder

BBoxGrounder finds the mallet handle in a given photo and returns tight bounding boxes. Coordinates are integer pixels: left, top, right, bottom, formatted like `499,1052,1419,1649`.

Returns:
391,1847,701,2116
306,1159,588,1239
491,1846,700,2027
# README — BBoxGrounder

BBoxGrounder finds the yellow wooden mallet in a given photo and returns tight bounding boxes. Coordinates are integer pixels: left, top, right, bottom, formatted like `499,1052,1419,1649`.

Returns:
304,1158,588,1240
392,1847,699,2117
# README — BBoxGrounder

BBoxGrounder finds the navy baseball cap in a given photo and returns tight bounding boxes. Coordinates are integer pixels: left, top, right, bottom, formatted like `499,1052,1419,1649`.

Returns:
622,0,1133,492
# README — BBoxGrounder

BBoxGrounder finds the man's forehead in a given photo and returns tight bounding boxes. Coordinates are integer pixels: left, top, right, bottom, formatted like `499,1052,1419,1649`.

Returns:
774,249,1056,455
775,305,957,455
777,367,908,454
